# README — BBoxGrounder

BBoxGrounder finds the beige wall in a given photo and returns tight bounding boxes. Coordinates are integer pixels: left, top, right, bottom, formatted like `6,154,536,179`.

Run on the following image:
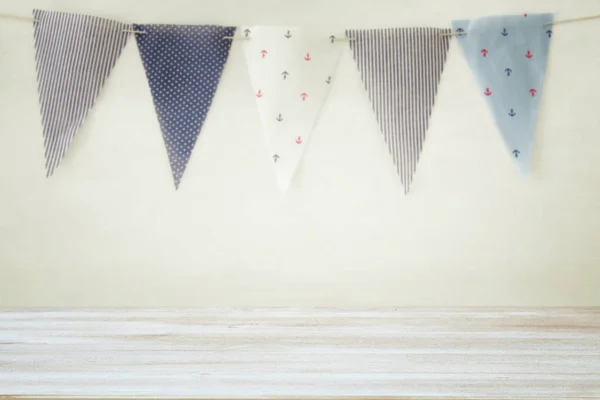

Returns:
0,0,599,306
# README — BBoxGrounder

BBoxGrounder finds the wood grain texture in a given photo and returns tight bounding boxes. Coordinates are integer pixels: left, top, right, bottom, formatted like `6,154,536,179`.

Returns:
0,309,599,399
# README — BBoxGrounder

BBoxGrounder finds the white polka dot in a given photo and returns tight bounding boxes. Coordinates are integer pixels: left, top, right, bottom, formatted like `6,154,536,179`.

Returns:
135,24,235,188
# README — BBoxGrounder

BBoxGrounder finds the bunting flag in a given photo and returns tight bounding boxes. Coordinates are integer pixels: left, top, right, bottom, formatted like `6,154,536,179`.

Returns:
242,27,344,191
32,10,130,176
347,28,450,194
452,13,553,173
134,24,236,188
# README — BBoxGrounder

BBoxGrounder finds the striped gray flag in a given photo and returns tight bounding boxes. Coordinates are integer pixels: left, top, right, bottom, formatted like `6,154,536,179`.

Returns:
347,28,450,194
32,10,130,176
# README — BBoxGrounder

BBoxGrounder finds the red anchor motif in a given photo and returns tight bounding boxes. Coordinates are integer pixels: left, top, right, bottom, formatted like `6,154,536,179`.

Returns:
529,88,537,97
256,89,263,98
524,13,528,17
525,50,533,59
304,52,311,61
300,92,308,101
260,49,267,58
484,88,492,96
480,48,488,57
296,136,303,144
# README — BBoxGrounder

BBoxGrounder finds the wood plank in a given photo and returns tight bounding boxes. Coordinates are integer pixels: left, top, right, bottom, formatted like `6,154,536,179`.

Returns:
0,309,599,398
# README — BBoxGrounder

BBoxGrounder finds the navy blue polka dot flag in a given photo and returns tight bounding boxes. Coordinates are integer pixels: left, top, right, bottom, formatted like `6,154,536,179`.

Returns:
452,13,553,174
134,24,236,188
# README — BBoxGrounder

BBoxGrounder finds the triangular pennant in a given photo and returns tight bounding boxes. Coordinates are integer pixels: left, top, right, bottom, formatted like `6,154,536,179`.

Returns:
242,27,344,191
134,24,236,188
32,10,130,176
347,28,450,194
452,13,553,173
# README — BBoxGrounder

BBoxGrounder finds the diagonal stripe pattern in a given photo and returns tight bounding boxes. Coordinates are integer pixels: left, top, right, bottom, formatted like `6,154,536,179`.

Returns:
347,28,450,194
32,9,130,176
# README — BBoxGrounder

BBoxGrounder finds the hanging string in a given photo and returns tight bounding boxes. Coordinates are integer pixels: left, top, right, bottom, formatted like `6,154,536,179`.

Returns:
0,12,37,22
5,11,598,37
123,29,146,34
546,14,600,26
223,36,356,41
440,13,600,36
0,13,355,39
0,12,147,33
440,31,466,37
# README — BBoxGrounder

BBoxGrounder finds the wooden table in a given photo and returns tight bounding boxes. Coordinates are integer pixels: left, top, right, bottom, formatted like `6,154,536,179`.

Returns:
1,308,599,399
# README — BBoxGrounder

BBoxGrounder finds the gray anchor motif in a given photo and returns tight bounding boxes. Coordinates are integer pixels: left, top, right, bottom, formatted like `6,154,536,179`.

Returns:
273,154,280,163
276,114,283,122
284,30,292,39
512,150,520,158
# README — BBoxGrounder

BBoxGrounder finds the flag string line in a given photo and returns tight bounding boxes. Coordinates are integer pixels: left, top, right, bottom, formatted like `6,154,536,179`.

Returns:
0,12,356,39
1,11,599,38
0,12,38,22
440,13,600,36
222,36,356,41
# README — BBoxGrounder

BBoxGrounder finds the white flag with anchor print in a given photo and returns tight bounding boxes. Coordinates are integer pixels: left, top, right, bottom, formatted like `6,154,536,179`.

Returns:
242,26,344,191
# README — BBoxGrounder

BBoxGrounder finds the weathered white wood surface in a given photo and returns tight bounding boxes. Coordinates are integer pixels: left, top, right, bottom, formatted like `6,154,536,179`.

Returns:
0,309,599,398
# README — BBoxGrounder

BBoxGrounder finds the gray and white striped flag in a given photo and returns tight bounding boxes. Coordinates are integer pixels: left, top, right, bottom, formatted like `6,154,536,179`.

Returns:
32,10,130,176
347,28,450,194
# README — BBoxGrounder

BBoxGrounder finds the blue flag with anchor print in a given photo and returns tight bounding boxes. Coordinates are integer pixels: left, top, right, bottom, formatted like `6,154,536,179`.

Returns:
452,13,553,174
134,24,236,188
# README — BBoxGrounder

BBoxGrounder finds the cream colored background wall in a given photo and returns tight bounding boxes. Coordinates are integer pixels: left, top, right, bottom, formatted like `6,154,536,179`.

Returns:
0,0,598,307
